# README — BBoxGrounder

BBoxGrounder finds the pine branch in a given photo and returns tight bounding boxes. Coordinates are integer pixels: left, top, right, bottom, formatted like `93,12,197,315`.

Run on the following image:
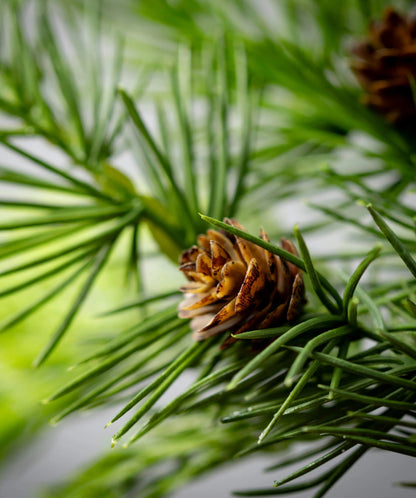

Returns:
2,2,416,498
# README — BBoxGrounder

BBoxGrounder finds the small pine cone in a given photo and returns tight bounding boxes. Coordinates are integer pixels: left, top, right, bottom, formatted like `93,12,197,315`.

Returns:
178,218,305,342
351,8,416,124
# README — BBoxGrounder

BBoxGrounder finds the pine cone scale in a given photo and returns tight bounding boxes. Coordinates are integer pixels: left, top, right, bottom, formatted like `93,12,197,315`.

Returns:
196,252,212,277
235,258,266,313
216,261,246,300
287,273,305,321
210,240,231,276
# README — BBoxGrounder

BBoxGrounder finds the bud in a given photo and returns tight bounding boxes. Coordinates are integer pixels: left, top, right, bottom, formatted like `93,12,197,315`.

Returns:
351,8,416,124
178,219,304,342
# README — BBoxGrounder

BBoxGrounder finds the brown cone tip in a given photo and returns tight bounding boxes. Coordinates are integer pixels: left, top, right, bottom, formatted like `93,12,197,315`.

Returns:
351,7,416,124
178,219,305,342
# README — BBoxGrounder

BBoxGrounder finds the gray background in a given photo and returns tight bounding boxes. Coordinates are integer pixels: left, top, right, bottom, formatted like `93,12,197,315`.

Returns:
0,405,414,498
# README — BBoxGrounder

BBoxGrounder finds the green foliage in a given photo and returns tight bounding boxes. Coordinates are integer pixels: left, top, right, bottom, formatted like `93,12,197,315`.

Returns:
1,0,416,497
0,1,257,364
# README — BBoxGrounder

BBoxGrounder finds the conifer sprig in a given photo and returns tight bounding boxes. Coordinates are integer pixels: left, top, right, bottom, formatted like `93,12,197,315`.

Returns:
1,1,416,497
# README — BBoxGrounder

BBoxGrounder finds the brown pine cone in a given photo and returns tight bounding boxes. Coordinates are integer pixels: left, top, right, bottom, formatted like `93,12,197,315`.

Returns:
351,8,416,124
178,219,304,342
